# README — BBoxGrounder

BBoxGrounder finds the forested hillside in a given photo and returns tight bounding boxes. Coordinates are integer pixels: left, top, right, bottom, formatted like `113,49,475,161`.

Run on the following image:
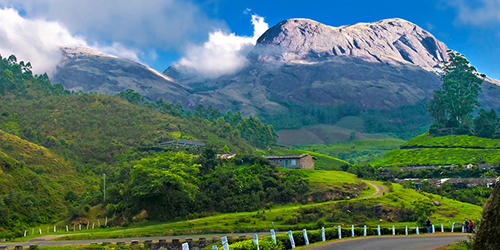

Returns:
0,55,287,238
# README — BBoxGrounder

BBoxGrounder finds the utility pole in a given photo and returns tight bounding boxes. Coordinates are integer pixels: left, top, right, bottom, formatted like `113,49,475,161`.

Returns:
103,173,106,202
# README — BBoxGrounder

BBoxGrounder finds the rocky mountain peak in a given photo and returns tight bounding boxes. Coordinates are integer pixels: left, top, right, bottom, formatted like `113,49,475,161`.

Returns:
251,18,448,71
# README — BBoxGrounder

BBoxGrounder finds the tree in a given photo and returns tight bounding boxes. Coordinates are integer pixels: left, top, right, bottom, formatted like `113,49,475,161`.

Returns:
427,51,485,134
473,109,499,138
127,151,200,219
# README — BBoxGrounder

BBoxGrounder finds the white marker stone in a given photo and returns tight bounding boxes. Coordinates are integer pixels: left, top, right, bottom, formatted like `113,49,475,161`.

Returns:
363,225,367,236
182,242,189,250
392,225,395,236
377,225,380,236
288,231,295,249
338,225,342,239
351,225,354,237
416,226,419,235
321,227,325,242
270,229,276,244
405,225,408,235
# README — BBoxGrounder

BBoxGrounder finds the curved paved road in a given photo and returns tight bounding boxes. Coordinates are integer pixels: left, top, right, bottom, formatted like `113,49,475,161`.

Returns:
305,234,468,250
364,181,388,197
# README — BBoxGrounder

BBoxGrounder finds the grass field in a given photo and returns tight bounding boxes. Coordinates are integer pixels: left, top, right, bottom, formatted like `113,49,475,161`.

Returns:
276,116,391,146
297,138,405,165
12,170,480,242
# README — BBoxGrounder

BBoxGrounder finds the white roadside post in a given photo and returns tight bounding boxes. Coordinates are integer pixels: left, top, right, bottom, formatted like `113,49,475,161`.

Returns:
39,229,42,235
351,225,354,237
105,217,108,227
92,222,95,229
66,225,68,232
288,231,296,249
363,225,367,236
432,224,435,233
24,230,27,237
212,245,218,250
392,225,395,236
222,236,230,250
270,229,276,244
377,225,381,236
54,226,56,232
321,227,325,242
254,234,260,250
303,229,309,246
416,226,419,235
338,225,342,239
87,222,89,230
405,225,408,235
79,224,81,231
451,223,455,232
441,224,444,233
182,242,189,250
462,226,465,233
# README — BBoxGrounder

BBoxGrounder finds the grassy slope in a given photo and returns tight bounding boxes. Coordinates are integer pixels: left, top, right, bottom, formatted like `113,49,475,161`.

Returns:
0,129,94,228
373,134,500,166
24,171,480,241
270,149,349,170
297,138,405,165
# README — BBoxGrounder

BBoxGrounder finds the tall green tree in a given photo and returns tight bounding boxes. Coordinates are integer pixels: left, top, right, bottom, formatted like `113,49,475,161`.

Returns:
474,109,499,138
427,51,485,134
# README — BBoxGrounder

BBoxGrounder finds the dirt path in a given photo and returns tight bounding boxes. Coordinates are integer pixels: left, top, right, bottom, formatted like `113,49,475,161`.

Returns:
27,234,71,241
364,181,388,197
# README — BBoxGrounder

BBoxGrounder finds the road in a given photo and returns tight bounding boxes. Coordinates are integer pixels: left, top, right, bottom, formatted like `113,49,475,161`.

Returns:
364,181,388,197
0,233,267,248
305,234,468,250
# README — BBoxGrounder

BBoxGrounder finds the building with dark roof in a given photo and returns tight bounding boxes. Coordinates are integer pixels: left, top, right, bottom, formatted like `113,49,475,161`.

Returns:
264,154,315,169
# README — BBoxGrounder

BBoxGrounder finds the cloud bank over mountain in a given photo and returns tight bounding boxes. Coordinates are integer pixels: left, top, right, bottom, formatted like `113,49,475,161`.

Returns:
177,15,269,78
0,7,140,75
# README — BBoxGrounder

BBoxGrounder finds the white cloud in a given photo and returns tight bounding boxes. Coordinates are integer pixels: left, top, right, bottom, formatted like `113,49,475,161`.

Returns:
0,0,224,50
444,0,500,25
0,7,140,75
177,14,269,78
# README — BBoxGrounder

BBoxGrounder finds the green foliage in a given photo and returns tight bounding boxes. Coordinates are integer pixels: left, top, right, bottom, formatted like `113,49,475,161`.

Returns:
107,153,310,221
427,51,485,136
473,109,499,138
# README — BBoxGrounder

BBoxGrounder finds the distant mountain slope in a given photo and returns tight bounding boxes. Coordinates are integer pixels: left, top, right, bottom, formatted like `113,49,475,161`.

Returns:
52,47,191,103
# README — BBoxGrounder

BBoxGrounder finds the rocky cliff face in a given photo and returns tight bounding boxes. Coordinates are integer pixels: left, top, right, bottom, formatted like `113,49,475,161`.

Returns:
251,18,448,71
51,47,191,103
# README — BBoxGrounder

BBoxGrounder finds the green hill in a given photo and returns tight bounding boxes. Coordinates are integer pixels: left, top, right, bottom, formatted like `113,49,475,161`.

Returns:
372,133,500,166
0,129,93,237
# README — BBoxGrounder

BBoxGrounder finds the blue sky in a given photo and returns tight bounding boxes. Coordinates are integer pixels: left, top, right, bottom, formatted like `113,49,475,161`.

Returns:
0,0,499,79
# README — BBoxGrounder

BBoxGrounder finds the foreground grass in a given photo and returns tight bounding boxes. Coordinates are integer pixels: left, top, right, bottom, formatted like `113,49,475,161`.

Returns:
43,181,481,241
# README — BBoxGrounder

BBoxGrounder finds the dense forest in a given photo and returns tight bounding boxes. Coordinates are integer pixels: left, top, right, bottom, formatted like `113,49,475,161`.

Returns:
0,55,306,238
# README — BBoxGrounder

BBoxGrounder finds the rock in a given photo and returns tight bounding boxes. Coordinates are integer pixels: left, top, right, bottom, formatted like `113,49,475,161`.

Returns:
474,183,500,249
251,18,448,71
52,46,191,103
432,200,441,206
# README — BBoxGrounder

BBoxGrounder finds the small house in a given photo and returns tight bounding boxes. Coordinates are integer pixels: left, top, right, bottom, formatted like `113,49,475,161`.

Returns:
264,154,315,169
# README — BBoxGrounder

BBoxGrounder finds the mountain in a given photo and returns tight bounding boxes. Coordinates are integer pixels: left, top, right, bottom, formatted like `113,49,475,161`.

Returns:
51,47,191,103
50,18,500,142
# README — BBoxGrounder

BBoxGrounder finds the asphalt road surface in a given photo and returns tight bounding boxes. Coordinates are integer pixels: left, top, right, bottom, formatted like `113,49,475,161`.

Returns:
0,233,266,248
305,234,469,250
